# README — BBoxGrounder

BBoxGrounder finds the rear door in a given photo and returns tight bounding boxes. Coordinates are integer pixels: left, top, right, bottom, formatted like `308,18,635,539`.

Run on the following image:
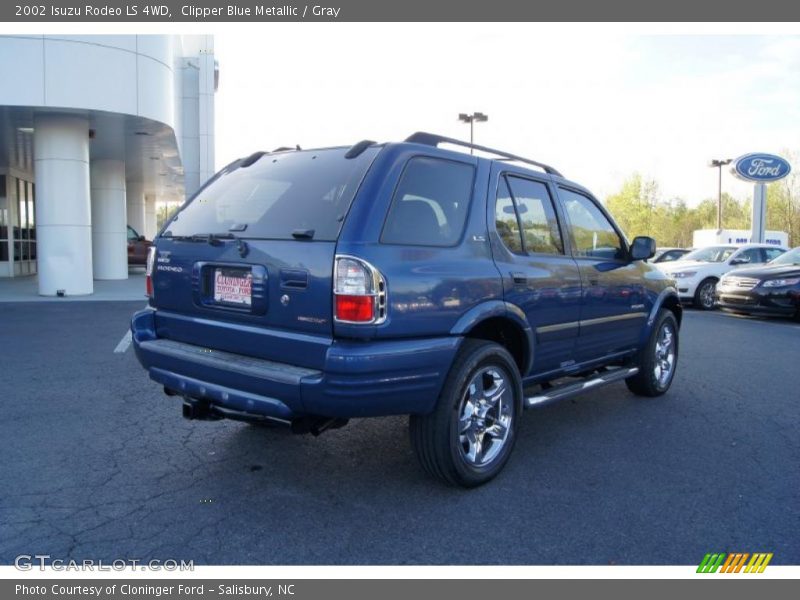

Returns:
149,146,379,367
489,165,582,376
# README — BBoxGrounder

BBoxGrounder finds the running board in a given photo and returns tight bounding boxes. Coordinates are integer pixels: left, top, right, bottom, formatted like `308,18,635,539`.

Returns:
524,367,639,408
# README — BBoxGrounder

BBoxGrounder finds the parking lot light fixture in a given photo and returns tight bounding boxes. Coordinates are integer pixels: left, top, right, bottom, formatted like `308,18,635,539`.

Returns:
458,112,489,153
709,158,733,231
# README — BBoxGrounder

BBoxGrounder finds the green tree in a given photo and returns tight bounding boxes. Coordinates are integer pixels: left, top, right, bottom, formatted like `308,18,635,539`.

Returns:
156,202,181,229
605,173,660,239
604,175,756,248
766,150,799,246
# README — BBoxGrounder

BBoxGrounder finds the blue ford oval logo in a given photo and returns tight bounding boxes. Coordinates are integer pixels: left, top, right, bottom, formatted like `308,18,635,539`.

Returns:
733,153,791,182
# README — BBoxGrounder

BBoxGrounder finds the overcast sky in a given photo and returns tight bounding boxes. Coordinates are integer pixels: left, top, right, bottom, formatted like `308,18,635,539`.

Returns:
214,25,800,205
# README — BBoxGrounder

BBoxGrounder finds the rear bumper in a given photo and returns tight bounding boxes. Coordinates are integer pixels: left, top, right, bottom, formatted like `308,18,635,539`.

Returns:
131,309,460,419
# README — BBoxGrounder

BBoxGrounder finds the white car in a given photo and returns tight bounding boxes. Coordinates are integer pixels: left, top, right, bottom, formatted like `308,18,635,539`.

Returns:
656,243,787,309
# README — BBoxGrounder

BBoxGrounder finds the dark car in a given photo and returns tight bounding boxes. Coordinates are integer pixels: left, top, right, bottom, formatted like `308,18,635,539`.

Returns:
131,133,682,487
715,247,800,319
127,225,151,266
652,247,690,263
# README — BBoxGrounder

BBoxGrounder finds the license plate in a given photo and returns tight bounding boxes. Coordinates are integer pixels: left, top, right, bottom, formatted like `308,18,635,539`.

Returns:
213,269,252,307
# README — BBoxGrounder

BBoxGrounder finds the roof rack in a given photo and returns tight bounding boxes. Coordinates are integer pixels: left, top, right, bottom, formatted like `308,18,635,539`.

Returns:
239,151,267,167
345,139,376,159
404,132,563,177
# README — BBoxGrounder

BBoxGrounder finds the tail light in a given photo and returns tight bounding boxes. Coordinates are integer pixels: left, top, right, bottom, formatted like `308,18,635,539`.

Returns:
334,256,387,324
145,246,156,298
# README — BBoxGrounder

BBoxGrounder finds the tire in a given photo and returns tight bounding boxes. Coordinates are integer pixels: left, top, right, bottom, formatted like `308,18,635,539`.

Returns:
693,278,718,310
626,309,679,397
409,339,523,488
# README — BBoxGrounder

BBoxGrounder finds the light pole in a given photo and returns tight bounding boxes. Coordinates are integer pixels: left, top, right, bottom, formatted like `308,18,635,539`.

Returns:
709,158,733,231
458,112,488,153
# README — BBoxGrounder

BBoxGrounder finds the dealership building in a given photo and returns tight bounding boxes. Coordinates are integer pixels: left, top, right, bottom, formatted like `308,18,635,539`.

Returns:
0,35,217,295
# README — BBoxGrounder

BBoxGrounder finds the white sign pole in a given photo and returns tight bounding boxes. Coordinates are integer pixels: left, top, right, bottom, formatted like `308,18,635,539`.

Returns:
750,182,767,244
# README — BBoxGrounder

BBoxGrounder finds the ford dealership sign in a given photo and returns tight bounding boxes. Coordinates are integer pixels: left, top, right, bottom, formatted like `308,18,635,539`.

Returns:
733,153,791,182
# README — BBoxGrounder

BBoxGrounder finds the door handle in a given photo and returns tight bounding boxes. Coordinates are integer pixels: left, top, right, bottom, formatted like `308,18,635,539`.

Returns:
511,271,528,285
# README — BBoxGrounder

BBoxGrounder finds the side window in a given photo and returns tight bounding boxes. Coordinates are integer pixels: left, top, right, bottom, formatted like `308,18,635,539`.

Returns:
381,157,474,247
559,188,625,260
735,248,763,264
507,177,563,254
127,226,138,241
494,177,523,254
765,247,784,261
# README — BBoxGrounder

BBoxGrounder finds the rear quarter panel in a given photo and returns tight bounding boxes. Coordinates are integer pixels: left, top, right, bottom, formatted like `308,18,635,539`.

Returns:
336,145,503,339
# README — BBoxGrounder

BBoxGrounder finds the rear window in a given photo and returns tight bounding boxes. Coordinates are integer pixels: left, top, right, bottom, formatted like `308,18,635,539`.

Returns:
381,156,474,247
164,147,378,241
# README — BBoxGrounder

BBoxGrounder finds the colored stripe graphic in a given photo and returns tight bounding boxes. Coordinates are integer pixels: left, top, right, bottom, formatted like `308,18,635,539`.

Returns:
698,552,773,573
720,553,749,573
697,553,727,573
720,553,736,573
732,553,750,573
744,553,773,573
759,553,774,573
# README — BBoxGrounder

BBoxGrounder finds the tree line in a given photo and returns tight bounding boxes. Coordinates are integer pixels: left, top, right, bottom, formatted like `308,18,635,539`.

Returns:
604,152,800,248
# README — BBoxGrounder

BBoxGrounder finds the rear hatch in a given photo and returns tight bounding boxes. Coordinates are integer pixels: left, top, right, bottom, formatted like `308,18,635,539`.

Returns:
150,145,380,368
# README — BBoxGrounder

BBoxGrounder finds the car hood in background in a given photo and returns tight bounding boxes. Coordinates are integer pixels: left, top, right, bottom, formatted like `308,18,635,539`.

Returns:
722,264,800,280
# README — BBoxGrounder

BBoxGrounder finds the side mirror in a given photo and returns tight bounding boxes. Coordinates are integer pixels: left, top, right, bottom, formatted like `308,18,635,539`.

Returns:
138,235,146,242
729,257,747,265
630,236,656,261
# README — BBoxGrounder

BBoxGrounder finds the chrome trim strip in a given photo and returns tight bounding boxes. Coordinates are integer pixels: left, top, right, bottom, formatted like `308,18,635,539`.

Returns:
579,312,648,328
535,312,647,334
536,321,580,334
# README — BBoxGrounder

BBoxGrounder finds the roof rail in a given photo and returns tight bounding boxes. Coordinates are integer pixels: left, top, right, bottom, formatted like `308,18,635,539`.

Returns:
404,132,563,177
345,139,376,159
239,151,267,167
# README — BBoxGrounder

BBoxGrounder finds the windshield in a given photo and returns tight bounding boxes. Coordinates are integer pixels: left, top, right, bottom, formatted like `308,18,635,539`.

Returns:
769,247,800,266
681,246,736,263
164,147,379,241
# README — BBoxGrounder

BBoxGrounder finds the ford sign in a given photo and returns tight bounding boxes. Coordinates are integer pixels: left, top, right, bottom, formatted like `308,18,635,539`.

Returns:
732,153,791,183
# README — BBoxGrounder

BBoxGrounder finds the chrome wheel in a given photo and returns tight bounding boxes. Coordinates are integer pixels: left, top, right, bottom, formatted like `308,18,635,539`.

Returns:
698,282,715,309
457,366,514,467
653,322,676,389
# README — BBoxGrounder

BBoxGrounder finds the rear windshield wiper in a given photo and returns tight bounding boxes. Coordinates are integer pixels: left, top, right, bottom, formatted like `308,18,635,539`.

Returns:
163,232,237,246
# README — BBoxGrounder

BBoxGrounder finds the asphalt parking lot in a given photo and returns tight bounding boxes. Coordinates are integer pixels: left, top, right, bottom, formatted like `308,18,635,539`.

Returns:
1,302,798,565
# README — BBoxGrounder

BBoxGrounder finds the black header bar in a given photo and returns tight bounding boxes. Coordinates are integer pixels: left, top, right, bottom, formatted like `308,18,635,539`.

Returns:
2,0,800,22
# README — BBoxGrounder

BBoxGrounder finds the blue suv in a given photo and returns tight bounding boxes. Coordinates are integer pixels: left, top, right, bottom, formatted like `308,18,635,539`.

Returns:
132,133,681,487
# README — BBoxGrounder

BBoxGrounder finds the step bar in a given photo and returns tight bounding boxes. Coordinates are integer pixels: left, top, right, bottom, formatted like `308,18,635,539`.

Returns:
524,367,639,408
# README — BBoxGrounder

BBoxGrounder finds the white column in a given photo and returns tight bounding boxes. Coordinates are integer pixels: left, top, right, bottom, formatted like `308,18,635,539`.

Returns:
34,114,93,296
126,179,145,236
750,183,767,244
144,194,157,240
91,159,127,280
198,47,217,186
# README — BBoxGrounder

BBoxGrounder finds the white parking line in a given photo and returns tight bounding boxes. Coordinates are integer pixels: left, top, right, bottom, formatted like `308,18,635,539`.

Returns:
114,331,132,354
